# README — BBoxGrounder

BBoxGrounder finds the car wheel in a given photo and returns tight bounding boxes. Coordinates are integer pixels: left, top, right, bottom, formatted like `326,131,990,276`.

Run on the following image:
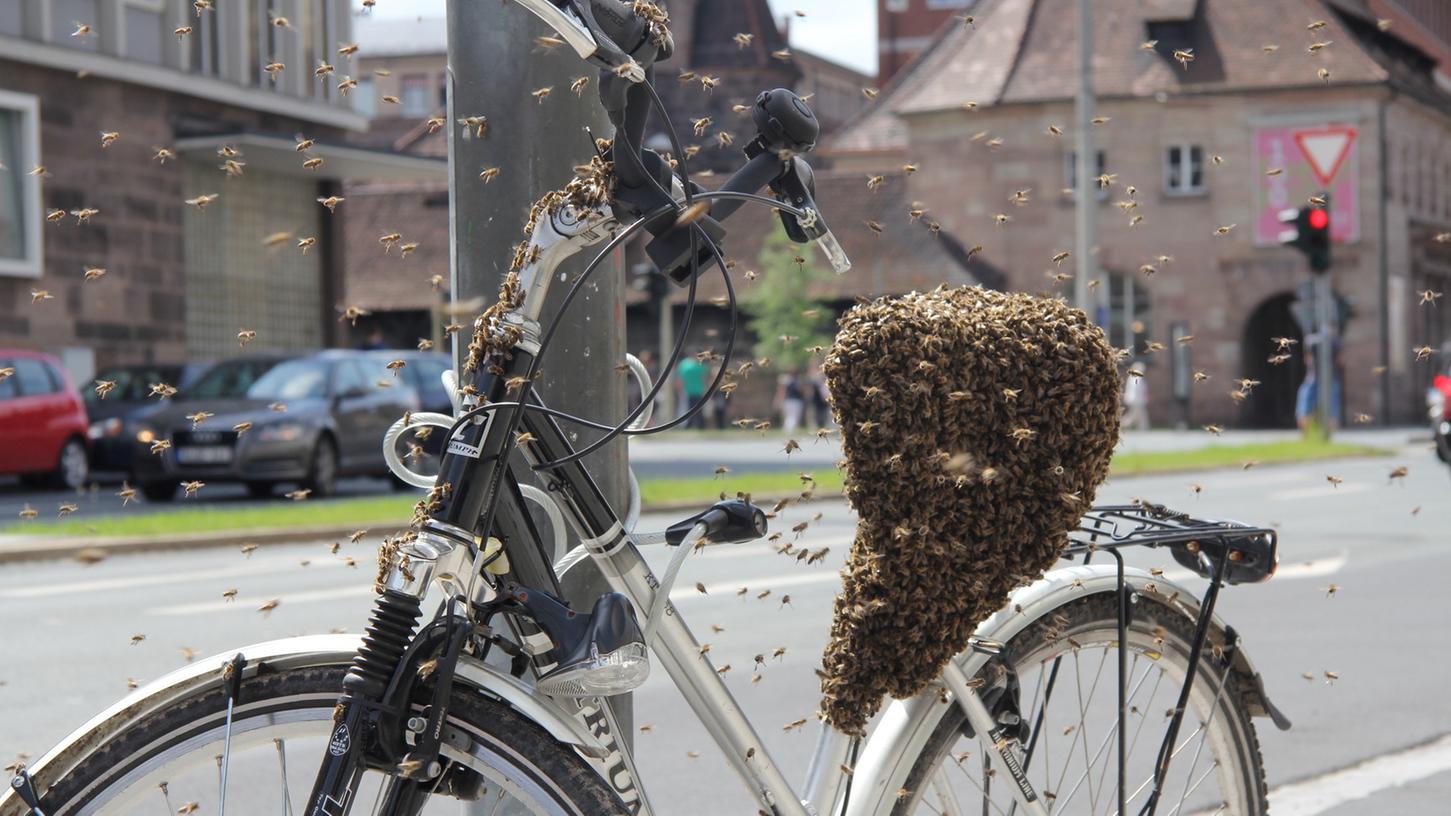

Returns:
245,480,276,499
53,438,89,490
140,481,178,502
303,436,338,498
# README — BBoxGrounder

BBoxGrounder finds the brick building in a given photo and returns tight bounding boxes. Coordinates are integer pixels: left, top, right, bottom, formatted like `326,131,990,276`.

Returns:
829,0,1451,428
877,0,975,86
0,0,442,383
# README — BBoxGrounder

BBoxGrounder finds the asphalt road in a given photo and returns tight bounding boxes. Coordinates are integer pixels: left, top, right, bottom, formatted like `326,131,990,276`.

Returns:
0,427,1417,523
1,440,1447,814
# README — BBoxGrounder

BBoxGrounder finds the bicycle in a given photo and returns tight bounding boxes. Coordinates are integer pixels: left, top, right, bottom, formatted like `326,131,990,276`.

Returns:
2,2,1290,814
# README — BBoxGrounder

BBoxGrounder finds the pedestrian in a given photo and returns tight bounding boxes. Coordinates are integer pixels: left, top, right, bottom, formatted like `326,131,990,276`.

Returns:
358,328,387,351
676,352,708,430
1122,361,1149,432
776,368,806,433
808,360,831,430
1295,334,1343,432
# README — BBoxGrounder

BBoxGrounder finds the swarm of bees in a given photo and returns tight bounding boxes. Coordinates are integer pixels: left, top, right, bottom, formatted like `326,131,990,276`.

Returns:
818,286,1120,735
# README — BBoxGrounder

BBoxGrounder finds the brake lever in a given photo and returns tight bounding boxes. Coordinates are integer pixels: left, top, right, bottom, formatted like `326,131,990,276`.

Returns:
512,0,647,82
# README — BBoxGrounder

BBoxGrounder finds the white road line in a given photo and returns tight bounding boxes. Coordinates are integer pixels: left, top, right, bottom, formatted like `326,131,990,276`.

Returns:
0,554,349,599
148,583,373,616
1267,482,1372,501
1267,733,1451,815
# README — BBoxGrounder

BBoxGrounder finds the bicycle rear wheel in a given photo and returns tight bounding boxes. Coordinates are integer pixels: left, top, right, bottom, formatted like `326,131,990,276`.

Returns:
895,592,1266,816
33,665,628,816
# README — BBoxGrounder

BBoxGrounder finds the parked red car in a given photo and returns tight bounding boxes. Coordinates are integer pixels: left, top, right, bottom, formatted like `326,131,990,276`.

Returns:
0,350,90,489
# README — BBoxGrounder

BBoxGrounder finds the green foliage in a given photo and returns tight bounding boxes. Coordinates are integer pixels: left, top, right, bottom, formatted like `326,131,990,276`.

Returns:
745,229,835,370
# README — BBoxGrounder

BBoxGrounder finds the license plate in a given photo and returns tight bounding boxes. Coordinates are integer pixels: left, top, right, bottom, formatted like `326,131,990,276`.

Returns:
175,445,233,465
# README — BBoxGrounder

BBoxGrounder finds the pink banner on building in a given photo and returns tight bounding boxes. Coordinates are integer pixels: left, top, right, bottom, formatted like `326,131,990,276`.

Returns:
1253,124,1360,246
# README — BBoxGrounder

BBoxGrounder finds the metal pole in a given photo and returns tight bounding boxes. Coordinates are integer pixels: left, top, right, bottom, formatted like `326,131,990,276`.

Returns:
658,291,675,421
1073,0,1099,317
1315,274,1334,440
446,0,631,716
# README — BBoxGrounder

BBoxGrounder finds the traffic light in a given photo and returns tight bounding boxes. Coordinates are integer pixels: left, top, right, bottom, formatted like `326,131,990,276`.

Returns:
1278,194,1332,274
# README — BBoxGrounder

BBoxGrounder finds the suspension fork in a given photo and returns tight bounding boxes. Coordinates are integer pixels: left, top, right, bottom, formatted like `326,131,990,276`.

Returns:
304,350,535,815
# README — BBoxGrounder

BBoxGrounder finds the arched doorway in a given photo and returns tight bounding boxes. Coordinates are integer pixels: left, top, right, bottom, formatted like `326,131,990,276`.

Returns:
1240,293,1306,428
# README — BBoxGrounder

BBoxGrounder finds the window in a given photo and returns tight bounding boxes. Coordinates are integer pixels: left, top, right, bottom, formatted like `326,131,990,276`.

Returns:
401,74,429,117
50,0,99,50
0,90,42,278
183,359,282,399
1164,144,1205,195
246,359,331,401
333,360,370,397
1065,150,1108,200
0,366,15,400
1108,272,1152,356
884,0,908,11
354,78,377,117
122,0,168,66
13,359,58,396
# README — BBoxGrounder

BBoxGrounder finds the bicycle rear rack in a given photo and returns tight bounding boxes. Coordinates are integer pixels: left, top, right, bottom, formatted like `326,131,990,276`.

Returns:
1005,502,1284,816
1066,502,1279,585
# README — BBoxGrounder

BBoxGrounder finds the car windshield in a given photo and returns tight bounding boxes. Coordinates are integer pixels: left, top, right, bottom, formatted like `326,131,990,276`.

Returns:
245,359,332,401
181,359,282,400
84,367,178,403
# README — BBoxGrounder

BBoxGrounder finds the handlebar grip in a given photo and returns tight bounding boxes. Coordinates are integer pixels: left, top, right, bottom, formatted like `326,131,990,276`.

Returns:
709,152,787,222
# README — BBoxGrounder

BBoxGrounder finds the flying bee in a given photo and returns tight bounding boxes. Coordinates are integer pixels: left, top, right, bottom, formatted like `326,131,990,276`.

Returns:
182,480,205,498
264,62,285,80
286,488,311,501
1203,424,1223,435
186,411,213,429
83,266,106,281
149,439,171,455
1415,345,1435,361
733,32,753,49
296,236,317,254
233,421,252,436
186,193,219,211
148,382,177,398
399,242,418,257
117,482,136,505
1173,48,1194,69
479,167,500,184
1326,475,1343,488
173,26,192,39
1388,466,1409,483
45,209,66,224
317,195,345,212
1420,290,1443,305
381,95,400,105
531,87,552,103
1318,67,1331,82
699,75,720,92
257,599,280,616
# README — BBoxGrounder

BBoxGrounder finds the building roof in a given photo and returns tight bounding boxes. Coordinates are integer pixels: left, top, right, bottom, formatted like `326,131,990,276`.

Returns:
354,15,447,58
829,0,1451,156
686,0,793,69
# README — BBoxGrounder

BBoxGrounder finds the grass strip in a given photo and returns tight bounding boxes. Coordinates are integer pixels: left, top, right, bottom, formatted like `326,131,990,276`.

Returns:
1,439,1384,538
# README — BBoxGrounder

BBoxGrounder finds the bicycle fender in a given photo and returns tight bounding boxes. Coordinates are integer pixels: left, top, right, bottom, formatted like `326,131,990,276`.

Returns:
0,634,609,816
842,565,1283,816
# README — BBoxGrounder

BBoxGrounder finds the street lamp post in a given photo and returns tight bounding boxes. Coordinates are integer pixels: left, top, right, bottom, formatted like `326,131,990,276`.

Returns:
445,0,632,727
1073,0,1100,319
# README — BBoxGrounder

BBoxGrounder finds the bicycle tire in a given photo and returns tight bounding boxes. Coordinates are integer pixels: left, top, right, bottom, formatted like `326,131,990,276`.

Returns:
892,591,1268,815
33,665,629,816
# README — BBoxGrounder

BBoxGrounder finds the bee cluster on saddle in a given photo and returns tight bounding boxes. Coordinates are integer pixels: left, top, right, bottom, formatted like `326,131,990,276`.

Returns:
820,285,1122,734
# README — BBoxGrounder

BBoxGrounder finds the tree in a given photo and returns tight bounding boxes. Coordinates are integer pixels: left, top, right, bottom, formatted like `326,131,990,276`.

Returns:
745,229,835,371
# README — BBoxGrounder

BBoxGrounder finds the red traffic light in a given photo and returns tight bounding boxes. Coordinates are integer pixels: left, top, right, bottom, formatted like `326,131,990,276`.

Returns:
1308,209,1329,230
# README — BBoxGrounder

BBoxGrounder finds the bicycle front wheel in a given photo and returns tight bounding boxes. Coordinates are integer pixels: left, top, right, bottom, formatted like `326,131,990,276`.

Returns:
33,666,628,816
895,592,1267,816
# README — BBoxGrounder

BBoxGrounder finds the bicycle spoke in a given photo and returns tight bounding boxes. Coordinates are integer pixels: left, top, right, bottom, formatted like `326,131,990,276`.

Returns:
1120,723,1206,811
1047,647,1108,810
1088,657,1161,809
1168,660,1236,816
947,752,1010,816
275,738,294,816
157,780,175,814
1162,761,1220,816
930,762,966,816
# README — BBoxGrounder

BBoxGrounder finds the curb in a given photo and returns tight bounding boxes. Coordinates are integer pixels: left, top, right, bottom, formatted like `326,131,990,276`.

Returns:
0,490,846,565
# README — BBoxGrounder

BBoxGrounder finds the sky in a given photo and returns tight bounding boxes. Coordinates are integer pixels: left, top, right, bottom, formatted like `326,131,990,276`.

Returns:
352,0,878,75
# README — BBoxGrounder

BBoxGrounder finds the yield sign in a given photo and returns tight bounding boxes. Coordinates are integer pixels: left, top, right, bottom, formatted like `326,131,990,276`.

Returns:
1293,127,1357,186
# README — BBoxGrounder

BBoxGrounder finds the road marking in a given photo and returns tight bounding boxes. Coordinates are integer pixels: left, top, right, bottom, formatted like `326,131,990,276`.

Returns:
1267,732,1451,815
148,583,373,616
0,553,348,599
1267,482,1372,501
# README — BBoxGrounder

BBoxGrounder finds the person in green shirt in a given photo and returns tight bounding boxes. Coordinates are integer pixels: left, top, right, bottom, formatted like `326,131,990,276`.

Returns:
676,355,708,429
